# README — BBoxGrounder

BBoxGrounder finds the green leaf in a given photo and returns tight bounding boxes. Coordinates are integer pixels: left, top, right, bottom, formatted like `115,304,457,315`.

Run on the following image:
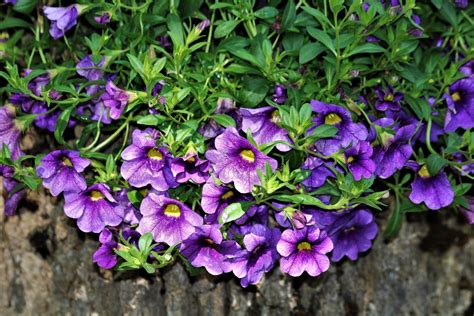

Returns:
212,114,236,128
238,77,269,107
0,17,31,30
254,7,279,19
138,232,154,253
384,205,403,238
218,202,252,224
54,106,74,145
346,43,385,56
307,27,336,56
426,153,448,176
167,14,184,47
13,0,37,14
309,124,338,139
214,20,240,38
127,54,145,77
280,0,296,32
137,114,167,126
299,42,325,64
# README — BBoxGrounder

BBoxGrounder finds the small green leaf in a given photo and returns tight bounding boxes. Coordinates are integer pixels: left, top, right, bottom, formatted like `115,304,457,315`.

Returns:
426,153,448,176
346,43,385,56
13,0,37,14
54,106,74,145
281,0,296,32
309,124,338,139
212,114,236,128
0,17,31,30
218,202,252,224
299,42,325,64
214,20,240,38
254,7,279,19
307,27,336,56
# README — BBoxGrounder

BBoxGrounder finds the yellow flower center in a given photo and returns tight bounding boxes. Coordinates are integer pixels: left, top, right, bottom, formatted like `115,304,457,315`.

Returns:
324,113,342,125
271,110,281,124
90,190,104,201
187,156,196,163
418,165,430,178
221,191,234,200
147,148,163,160
347,156,354,163
164,204,181,217
139,188,148,197
451,92,461,102
297,242,312,251
62,157,73,167
384,93,394,101
240,149,255,163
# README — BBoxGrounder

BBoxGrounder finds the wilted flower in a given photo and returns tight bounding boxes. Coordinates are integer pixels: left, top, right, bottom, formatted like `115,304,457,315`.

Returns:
64,183,124,233
36,150,90,196
277,226,333,277
205,127,278,194
137,193,203,245
240,106,291,152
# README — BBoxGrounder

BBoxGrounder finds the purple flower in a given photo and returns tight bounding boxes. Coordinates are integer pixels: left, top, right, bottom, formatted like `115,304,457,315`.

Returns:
461,197,474,224
170,152,210,184
0,105,22,160
76,55,105,81
92,228,118,269
101,81,130,120
277,226,333,277
409,165,454,210
460,60,474,78
1,167,26,216
272,84,288,104
345,141,376,181
205,127,278,194
274,203,315,229
301,156,339,189
372,124,416,178
30,102,75,132
199,119,224,139
443,79,474,132
454,0,468,8
36,150,90,196
230,224,281,287
77,102,112,124
43,5,81,40
313,209,378,262
120,128,177,191
180,224,240,275
375,86,403,111
232,205,269,235
137,194,203,245
115,190,141,225
94,12,111,24
64,183,124,233
309,100,368,156
201,180,250,222
240,106,291,152
196,19,211,31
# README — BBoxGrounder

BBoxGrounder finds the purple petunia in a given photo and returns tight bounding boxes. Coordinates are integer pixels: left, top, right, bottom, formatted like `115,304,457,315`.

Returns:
76,55,105,81
43,5,82,40
0,105,22,160
120,128,177,191
36,150,90,196
115,189,141,225
240,106,291,152
443,78,474,132
309,100,368,156
375,86,403,111
460,60,474,78
313,209,378,261
1,166,26,216
205,127,278,194
231,224,281,287
301,156,339,189
92,228,118,269
137,193,203,245
170,151,210,184
409,165,454,210
277,226,333,277
345,141,376,181
64,183,124,233
94,12,111,24
101,81,130,120
272,84,288,104
454,0,468,8
180,224,241,275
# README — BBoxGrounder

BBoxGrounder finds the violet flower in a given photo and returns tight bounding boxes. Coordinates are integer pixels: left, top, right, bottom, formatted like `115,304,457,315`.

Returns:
272,84,288,104
240,106,291,152
201,180,247,215
120,128,177,191
344,141,376,181
115,189,141,225
0,105,22,160
309,100,368,156
205,127,278,194
36,150,90,196
64,183,124,233
76,55,105,81
277,226,333,277
230,224,281,287
372,124,416,178
92,228,118,269
375,86,403,111
443,78,474,132
460,60,474,78
454,0,468,8
461,197,474,224
409,165,454,210
312,209,378,262
232,205,269,235
180,224,241,275
137,193,203,245
101,81,130,120
170,151,210,184
43,5,83,40
301,156,339,189
94,12,111,24
1,166,25,216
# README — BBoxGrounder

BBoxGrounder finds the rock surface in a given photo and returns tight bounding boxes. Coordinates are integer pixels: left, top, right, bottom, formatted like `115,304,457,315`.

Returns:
1,189,473,316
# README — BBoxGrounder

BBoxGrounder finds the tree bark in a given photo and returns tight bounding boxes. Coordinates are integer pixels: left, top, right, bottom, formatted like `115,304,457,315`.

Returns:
1,189,473,316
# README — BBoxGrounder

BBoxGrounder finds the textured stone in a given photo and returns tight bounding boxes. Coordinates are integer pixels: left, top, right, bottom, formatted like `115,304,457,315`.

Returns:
1,190,473,316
